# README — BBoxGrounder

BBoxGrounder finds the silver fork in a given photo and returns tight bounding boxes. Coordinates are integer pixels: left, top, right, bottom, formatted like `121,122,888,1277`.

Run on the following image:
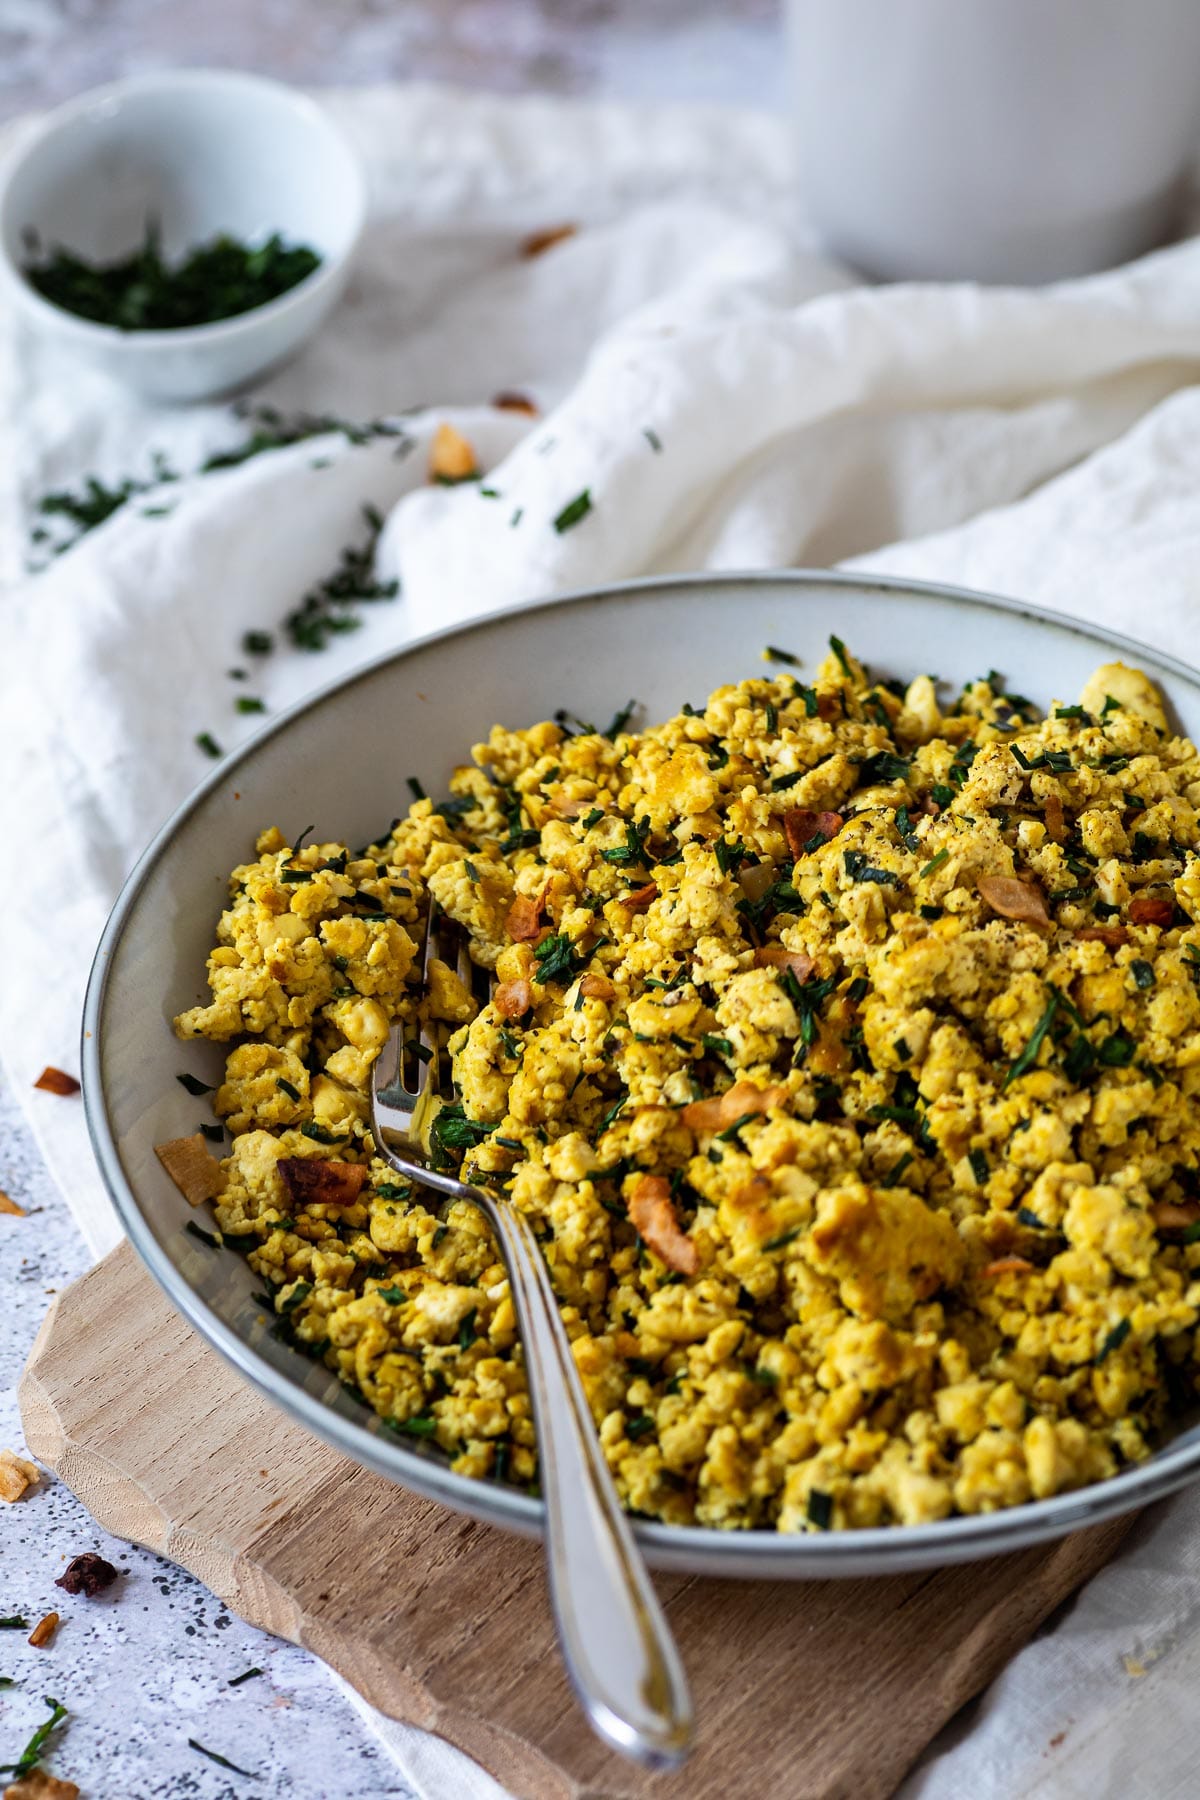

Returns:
369,901,694,1770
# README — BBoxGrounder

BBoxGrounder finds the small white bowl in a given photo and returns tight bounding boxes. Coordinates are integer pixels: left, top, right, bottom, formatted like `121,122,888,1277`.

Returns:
0,70,366,402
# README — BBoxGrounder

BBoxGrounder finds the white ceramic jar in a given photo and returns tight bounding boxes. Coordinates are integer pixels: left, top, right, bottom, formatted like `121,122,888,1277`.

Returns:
788,0,1200,283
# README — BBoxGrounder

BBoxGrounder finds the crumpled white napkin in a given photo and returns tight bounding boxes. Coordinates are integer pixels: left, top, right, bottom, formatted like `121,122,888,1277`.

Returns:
7,78,1200,1800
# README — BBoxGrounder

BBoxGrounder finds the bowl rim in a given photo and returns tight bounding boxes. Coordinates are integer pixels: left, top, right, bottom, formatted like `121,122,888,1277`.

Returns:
0,68,367,350
82,568,1200,1574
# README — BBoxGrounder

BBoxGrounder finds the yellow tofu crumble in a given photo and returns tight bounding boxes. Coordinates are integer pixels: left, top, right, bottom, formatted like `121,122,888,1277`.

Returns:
174,643,1200,1531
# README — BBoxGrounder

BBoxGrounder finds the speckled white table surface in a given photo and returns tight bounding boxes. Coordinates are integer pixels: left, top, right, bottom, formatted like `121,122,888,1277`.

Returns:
0,8,782,1796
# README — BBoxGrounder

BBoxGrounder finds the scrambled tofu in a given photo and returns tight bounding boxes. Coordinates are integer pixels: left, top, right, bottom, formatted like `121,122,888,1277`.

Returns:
174,645,1200,1532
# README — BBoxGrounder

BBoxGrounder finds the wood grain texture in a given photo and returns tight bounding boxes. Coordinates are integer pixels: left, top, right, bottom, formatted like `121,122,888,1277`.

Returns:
19,1241,1133,1800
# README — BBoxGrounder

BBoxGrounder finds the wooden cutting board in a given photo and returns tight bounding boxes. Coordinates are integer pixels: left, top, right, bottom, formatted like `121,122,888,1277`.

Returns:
19,1241,1132,1800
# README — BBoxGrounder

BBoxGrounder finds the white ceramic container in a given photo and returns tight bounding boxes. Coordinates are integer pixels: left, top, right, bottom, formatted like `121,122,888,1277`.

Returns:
0,70,366,402
789,0,1200,283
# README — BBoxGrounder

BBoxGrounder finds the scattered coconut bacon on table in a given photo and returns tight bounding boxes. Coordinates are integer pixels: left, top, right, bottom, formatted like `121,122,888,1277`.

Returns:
163,640,1200,1531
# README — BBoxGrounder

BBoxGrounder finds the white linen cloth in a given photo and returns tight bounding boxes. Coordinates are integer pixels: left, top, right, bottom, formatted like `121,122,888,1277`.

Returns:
6,78,1200,1800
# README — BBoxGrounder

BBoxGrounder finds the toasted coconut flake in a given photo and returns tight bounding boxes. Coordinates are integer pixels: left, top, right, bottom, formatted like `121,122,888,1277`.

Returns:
277,1158,367,1211
579,973,616,1002
753,945,815,983
429,422,478,483
980,1256,1035,1278
976,876,1051,928
620,882,657,914
520,223,577,258
506,884,549,942
492,390,539,416
27,1610,58,1648
628,1175,698,1276
1076,925,1130,946
0,1191,26,1217
1154,1201,1200,1232
1129,895,1175,926
736,862,776,903
784,809,843,861
155,1134,223,1206
0,1449,40,1503
493,978,533,1021
33,1066,79,1096
681,1080,789,1133
5,1770,82,1800
1044,793,1066,843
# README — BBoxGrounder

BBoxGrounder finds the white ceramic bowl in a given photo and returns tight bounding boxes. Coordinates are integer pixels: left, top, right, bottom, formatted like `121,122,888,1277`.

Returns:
84,572,1200,1578
0,70,366,402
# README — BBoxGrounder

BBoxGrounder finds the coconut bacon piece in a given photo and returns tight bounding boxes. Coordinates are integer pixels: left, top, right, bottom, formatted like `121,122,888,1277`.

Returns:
1076,925,1131,946
1129,895,1175,926
628,1175,699,1276
784,809,843,860
506,884,549,942
579,973,616,1001
277,1158,368,1210
493,978,533,1020
429,422,478,483
681,1080,789,1133
33,1066,80,1096
753,945,815,983
155,1133,223,1206
976,876,1051,928
619,882,657,914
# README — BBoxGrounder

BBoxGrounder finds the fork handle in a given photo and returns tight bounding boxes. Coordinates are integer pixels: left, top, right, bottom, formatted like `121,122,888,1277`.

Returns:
473,1189,695,1769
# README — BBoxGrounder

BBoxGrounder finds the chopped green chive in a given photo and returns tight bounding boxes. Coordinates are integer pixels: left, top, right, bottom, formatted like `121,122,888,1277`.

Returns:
764,645,800,666
188,1737,259,1779
0,1694,67,1778
235,696,266,715
185,1221,221,1250
176,1071,216,1096
806,1489,833,1529
1095,1318,1131,1364
920,849,949,878
195,731,222,758
227,1667,263,1688
553,489,592,533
